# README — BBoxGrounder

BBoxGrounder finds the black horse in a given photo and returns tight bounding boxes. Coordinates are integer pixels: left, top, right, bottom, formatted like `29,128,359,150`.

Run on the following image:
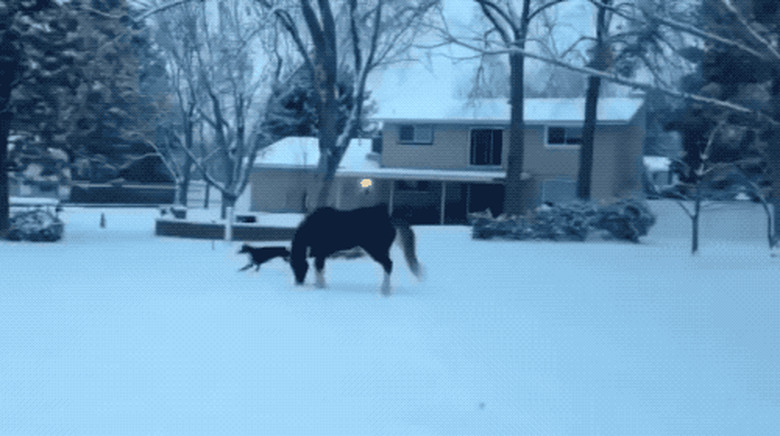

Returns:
290,204,422,295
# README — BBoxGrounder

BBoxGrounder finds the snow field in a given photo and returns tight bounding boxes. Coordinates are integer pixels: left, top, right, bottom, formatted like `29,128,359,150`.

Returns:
1,201,778,435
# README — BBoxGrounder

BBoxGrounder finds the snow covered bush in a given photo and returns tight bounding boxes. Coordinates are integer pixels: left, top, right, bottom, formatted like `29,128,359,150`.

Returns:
6,210,65,242
469,199,656,243
532,202,597,241
469,210,532,240
593,199,656,242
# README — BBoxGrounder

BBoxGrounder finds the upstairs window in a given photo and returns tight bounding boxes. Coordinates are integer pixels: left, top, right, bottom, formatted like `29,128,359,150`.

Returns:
399,124,433,144
470,129,503,166
547,126,583,147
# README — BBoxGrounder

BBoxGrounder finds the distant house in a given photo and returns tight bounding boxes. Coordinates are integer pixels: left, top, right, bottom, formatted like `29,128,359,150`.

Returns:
643,155,679,193
248,97,646,223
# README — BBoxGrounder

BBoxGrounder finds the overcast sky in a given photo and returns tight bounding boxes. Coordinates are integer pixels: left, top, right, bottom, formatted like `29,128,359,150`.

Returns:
367,0,600,108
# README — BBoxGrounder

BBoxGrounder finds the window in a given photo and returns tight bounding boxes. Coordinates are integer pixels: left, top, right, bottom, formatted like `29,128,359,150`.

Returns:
399,124,433,144
470,129,502,166
546,126,583,147
541,178,577,204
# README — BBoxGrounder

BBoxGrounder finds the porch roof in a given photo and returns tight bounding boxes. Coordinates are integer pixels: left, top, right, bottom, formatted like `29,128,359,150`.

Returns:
338,167,520,183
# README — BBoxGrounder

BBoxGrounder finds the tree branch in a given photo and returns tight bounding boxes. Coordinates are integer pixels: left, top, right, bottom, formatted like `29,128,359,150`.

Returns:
528,0,567,23
441,34,780,126
587,0,772,62
719,0,780,62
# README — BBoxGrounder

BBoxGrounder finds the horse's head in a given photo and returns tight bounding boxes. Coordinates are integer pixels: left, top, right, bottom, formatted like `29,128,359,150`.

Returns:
291,257,309,284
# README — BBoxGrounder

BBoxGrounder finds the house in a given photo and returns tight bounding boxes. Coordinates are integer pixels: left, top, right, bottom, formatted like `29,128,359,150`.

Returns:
248,97,646,223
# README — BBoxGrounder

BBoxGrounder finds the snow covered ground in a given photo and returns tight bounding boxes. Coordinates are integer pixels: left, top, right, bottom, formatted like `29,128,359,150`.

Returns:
1,200,778,435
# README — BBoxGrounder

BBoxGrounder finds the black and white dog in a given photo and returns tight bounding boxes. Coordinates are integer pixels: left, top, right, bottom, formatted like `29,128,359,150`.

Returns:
237,244,291,272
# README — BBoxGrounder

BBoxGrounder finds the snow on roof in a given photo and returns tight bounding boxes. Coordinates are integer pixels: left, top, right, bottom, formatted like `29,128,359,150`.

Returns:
372,97,644,124
253,136,515,182
643,156,672,172
253,137,378,171
338,167,515,183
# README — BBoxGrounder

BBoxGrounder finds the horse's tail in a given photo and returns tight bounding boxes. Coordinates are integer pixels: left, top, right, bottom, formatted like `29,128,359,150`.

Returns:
393,219,423,279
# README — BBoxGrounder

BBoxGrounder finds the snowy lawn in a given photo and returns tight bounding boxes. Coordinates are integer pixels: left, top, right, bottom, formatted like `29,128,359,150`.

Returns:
1,201,778,435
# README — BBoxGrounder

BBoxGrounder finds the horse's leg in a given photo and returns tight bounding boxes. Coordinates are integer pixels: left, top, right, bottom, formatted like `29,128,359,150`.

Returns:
363,245,393,295
314,256,327,288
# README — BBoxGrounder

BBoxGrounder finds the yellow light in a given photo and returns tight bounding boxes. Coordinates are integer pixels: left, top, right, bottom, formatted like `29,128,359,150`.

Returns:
360,178,373,188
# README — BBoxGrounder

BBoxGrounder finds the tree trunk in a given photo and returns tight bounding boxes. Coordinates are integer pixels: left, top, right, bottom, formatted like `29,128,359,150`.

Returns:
223,194,236,242
691,193,701,254
220,191,237,220
503,51,526,216
315,146,339,208
577,0,610,200
0,111,11,237
772,200,780,248
578,76,601,199
180,154,192,207
313,45,340,209
0,27,20,237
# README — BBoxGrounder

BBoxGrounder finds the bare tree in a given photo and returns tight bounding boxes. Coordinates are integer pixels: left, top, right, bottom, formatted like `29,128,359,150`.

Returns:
674,121,724,254
148,0,277,225
576,0,611,200
259,0,436,208
148,0,204,207
469,0,567,215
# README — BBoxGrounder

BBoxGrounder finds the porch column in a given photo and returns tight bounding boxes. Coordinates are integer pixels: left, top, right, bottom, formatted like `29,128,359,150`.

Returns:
388,180,395,216
335,178,343,208
466,183,471,215
440,181,447,225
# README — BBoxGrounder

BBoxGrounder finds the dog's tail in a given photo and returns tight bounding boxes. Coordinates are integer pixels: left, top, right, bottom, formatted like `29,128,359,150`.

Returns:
394,220,423,279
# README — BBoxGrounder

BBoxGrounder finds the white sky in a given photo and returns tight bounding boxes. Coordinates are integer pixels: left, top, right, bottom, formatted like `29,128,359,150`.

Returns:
368,0,600,109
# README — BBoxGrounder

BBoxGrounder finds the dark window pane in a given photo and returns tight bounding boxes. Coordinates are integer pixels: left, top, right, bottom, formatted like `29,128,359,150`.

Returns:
400,125,414,142
471,129,502,165
548,127,565,144
491,130,502,165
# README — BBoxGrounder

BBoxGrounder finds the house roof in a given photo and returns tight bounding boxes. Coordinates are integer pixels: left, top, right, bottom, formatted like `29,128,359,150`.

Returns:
372,97,644,125
253,136,516,183
643,156,672,172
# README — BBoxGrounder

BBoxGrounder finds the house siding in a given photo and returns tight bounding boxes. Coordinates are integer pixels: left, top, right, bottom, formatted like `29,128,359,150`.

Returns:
382,124,472,169
250,168,386,213
381,107,645,203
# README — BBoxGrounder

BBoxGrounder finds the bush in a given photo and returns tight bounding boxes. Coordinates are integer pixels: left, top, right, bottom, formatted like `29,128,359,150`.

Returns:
593,199,656,242
7,209,65,242
469,199,656,243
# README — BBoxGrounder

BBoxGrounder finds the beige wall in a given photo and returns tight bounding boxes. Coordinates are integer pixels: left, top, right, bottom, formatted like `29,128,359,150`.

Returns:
249,168,386,212
382,111,645,202
382,124,510,169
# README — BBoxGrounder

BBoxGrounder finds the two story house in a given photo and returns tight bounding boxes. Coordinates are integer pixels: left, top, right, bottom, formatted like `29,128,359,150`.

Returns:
248,97,646,224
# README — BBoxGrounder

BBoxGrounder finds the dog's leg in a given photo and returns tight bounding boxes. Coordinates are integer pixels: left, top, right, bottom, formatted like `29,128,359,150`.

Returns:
238,263,253,272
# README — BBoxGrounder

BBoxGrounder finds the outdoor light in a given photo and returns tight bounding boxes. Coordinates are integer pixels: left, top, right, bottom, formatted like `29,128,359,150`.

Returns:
360,178,373,188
